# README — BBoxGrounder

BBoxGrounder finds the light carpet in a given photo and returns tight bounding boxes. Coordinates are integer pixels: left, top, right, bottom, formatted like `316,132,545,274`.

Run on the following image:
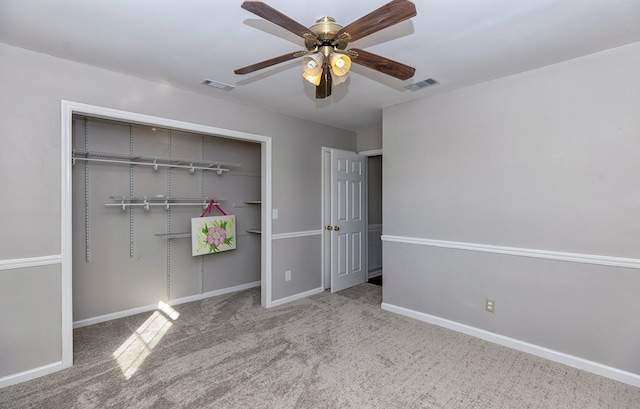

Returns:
1,284,639,408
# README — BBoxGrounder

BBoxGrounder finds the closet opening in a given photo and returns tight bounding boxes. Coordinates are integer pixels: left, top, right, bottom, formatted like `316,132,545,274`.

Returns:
61,101,273,369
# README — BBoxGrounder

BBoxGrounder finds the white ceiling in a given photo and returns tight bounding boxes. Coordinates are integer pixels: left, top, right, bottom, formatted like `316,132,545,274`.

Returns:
1,0,640,131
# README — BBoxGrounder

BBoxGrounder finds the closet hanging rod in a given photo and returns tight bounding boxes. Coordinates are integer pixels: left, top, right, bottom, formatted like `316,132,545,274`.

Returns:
105,201,220,211
108,196,227,202
73,157,231,174
72,149,241,168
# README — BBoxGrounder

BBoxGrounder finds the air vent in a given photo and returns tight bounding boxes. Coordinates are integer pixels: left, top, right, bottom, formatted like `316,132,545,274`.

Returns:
201,79,234,91
405,78,439,92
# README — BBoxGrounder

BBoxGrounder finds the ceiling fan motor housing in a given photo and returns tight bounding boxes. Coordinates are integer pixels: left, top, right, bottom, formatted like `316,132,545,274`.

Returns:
310,16,342,40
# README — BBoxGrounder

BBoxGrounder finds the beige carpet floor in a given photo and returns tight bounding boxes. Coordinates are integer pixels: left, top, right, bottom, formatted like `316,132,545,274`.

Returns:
1,283,639,408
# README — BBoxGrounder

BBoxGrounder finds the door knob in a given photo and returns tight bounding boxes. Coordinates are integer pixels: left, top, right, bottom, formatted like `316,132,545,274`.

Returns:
334,226,340,231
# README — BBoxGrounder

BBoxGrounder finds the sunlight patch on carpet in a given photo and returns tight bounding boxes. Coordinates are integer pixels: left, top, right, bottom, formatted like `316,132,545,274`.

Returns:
113,301,180,379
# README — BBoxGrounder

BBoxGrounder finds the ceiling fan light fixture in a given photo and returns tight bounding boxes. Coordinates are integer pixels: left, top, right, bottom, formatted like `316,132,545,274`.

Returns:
302,70,323,86
331,71,349,86
329,52,351,78
301,53,324,75
302,53,324,85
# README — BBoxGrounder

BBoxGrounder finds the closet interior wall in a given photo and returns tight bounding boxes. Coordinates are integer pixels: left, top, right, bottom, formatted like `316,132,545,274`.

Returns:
72,117,261,323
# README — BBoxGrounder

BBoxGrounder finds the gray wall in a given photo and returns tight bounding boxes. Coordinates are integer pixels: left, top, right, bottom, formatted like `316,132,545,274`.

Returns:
0,43,355,380
357,123,382,152
0,264,61,376
382,41,640,375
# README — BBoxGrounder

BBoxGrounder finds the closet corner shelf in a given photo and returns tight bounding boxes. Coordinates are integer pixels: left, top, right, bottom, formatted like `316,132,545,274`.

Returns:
72,149,241,174
245,229,262,234
155,232,192,240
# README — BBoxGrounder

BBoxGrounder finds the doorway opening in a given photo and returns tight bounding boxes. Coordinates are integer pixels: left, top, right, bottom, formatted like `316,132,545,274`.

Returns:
366,154,382,286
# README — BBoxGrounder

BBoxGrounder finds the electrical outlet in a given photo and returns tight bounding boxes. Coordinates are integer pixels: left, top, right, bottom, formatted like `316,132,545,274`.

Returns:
285,270,291,282
485,298,495,313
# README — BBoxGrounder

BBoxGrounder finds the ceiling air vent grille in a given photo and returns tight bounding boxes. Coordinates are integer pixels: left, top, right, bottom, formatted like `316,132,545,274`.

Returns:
405,78,439,92
201,79,234,91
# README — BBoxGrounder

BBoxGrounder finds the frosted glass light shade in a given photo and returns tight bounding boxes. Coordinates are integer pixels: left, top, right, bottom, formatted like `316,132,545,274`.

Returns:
331,71,349,86
330,53,351,77
302,53,323,76
302,53,325,85
303,70,323,86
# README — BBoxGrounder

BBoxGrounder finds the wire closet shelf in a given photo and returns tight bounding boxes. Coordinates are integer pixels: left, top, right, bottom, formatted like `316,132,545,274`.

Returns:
72,149,241,174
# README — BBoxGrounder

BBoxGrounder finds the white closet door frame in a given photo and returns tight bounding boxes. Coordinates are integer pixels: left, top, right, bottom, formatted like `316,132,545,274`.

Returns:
61,100,273,369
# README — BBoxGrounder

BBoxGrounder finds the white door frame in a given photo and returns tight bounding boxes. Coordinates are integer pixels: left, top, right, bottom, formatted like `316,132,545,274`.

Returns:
322,148,331,289
61,100,273,369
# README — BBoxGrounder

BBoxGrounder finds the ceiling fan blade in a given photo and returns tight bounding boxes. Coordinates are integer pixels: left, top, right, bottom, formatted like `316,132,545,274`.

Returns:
337,0,416,42
234,51,301,75
241,1,318,39
315,66,332,99
350,48,415,80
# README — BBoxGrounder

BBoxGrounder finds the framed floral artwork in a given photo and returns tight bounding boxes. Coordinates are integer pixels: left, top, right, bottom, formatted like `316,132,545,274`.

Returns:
191,215,236,256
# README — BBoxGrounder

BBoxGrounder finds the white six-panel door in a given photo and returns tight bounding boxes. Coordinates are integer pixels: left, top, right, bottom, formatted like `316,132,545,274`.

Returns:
330,149,366,293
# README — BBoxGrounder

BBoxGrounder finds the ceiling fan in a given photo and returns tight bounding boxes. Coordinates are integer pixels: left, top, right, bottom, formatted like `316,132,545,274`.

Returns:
234,0,417,99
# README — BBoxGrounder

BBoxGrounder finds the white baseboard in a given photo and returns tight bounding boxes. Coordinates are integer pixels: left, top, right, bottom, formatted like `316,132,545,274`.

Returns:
0,361,63,389
381,302,640,388
368,269,382,279
169,281,261,307
270,287,325,308
74,281,261,329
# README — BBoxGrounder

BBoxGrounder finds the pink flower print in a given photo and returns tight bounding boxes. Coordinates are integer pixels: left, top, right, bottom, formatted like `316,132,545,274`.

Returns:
206,226,226,247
